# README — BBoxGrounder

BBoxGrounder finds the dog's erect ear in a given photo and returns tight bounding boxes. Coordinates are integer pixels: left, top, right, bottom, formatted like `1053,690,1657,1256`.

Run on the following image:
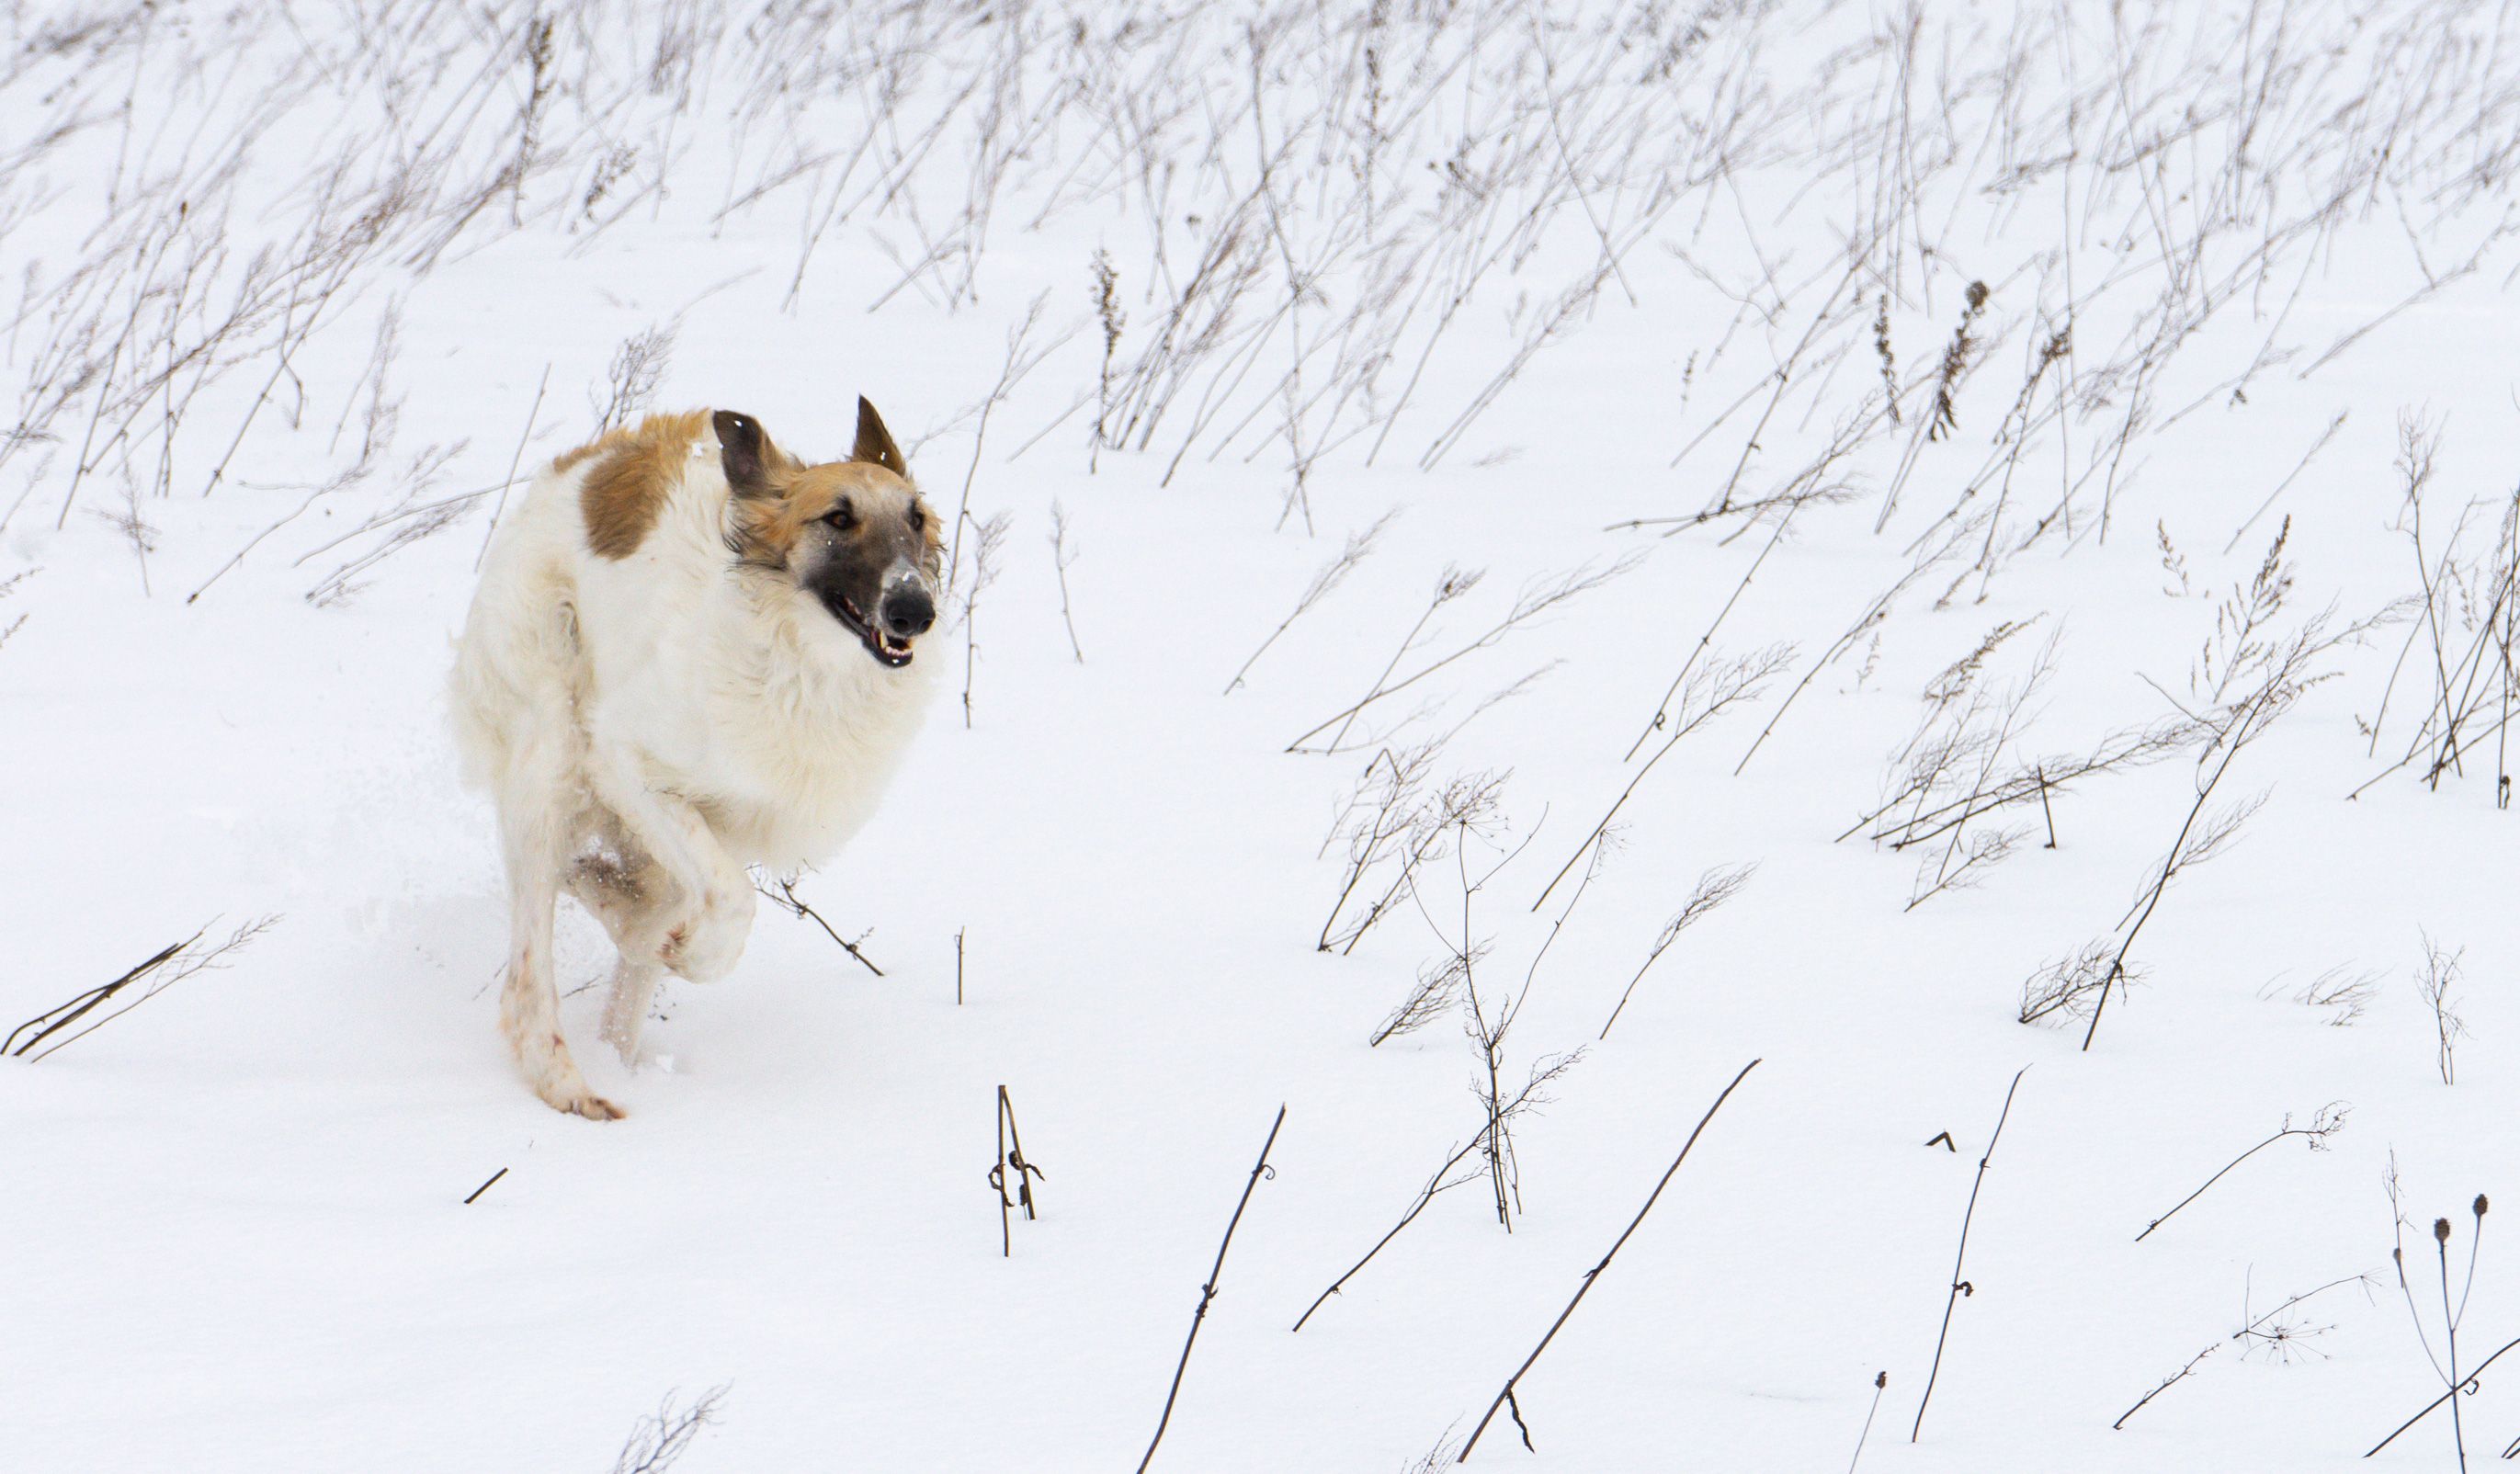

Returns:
714,409,770,496
851,396,910,481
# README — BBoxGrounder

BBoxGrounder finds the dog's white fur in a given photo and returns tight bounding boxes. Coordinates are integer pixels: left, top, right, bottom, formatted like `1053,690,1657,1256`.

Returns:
451,417,936,1117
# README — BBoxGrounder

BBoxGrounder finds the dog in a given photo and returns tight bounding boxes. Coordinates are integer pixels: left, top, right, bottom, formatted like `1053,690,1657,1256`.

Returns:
451,400,941,1118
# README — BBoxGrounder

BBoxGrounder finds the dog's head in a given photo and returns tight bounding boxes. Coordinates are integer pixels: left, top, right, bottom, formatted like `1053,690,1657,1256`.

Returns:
719,400,942,669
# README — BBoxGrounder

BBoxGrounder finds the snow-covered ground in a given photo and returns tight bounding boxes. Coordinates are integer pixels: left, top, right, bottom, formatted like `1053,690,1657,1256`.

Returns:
7,3,2520,1468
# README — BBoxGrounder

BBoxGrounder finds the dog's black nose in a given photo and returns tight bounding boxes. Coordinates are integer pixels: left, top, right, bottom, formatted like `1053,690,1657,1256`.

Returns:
881,587,935,638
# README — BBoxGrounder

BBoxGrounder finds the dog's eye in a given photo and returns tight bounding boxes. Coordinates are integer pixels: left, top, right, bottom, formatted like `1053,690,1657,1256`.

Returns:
905,504,925,533
823,498,856,530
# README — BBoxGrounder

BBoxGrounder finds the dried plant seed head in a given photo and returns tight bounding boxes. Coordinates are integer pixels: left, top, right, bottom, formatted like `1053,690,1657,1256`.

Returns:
2436,1217,2453,1243
1875,1371,1889,1389
2477,1195,2491,1219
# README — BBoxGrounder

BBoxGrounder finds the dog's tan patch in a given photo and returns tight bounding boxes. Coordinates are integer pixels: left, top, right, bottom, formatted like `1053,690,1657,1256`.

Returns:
727,460,941,580
731,461,895,559
567,410,711,561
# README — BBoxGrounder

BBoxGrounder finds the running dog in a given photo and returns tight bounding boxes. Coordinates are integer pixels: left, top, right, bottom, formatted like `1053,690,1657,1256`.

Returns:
451,401,940,1117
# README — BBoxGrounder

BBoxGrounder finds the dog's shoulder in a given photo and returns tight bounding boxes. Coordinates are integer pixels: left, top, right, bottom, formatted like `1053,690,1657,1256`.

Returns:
561,409,716,561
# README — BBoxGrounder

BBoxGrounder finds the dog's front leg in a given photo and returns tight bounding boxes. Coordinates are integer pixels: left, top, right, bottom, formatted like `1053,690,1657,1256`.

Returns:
581,741,754,984
650,803,754,983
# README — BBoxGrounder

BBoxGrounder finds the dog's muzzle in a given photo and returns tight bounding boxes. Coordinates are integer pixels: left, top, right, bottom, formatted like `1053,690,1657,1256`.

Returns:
879,568,936,643
839,563,932,669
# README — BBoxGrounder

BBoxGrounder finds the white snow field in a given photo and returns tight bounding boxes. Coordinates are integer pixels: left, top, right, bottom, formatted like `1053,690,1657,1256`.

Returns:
7,2,2520,1469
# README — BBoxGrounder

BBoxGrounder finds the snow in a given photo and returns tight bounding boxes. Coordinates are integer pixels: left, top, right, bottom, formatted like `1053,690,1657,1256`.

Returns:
6,2,2520,1469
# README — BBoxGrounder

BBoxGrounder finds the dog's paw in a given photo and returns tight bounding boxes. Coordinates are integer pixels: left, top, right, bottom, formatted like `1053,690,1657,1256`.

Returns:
610,1045,681,1076
523,1050,627,1121
543,1081,626,1120
660,898,750,984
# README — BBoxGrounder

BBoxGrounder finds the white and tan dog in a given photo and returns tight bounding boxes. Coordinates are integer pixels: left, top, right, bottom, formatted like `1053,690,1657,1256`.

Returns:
452,401,940,1117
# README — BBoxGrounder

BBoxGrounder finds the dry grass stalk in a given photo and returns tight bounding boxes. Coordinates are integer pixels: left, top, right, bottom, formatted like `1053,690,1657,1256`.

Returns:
2415,935,2469,1086
6,917,278,1060
1048,499,1085,663
1224,510,1396,696
755,872,885,977
1456,1059,1761,1462
1598,863,1754,1038
2114,1273,2372,1429
608,1385,729,1474
2134,1104,2349,1242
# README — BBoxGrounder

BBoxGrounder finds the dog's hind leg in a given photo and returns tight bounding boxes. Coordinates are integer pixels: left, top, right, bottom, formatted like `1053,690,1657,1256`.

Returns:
598,958,662,1064
496,763,622,1120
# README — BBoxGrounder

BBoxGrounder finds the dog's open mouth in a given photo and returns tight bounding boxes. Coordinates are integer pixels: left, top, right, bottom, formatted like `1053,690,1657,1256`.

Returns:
834,595,915,668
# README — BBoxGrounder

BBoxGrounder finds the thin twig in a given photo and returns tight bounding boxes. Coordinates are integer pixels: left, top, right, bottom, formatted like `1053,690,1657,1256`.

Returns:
2115,1272,2369,1428
1912,1067,2027,1443
4,935,194,1056
7,921,272,1060
476,363,550,571
757,877,884,977
2367,1333,2520,1456
1049,500,1085,663
1847,1372,1888,1473
2135,1106,2346,1242
1291,1140,1480,1332
2223,411,2345,554
1458,1059,1761,1462
990,1084,1046,1257
1294,1043,1584,1332
1137,1105,1287,1474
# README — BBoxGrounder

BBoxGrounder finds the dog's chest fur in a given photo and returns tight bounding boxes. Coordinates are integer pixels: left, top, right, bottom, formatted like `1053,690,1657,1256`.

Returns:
684,584,936,867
